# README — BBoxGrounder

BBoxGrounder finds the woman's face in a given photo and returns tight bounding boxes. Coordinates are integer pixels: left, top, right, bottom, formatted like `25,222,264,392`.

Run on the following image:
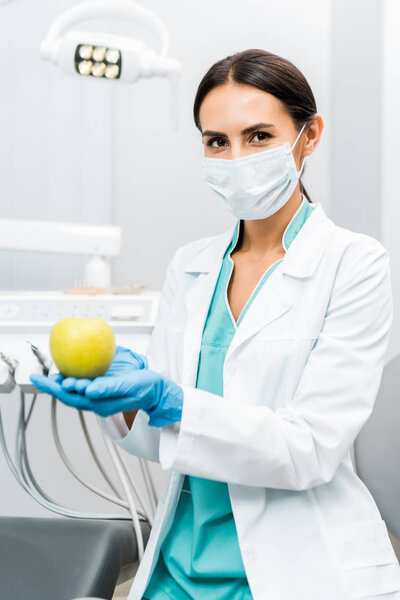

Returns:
198,83,321,168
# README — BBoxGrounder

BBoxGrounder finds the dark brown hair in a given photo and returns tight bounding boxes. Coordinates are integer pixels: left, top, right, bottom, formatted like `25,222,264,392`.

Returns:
193,49,317,202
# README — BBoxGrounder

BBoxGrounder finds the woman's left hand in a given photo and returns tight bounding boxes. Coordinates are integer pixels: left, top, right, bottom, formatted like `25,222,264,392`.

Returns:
29,368,183,427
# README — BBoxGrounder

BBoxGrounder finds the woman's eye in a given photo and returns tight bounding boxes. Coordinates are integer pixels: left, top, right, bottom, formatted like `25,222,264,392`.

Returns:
250,131,272,143
207,137,227,148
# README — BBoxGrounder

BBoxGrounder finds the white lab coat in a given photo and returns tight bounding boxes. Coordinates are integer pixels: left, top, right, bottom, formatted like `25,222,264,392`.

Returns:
104,201,400,599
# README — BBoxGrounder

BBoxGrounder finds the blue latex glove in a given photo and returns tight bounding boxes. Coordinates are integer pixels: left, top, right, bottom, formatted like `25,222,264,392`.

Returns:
60,345,148,394
30,369,183,427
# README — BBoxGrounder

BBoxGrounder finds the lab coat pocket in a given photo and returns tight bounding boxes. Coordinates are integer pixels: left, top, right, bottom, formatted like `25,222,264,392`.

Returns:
249,335,319,405
325,518,400,598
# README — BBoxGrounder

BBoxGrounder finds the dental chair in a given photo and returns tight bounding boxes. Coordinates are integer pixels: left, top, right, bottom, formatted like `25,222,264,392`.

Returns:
353,352,400,544
0,516,150,600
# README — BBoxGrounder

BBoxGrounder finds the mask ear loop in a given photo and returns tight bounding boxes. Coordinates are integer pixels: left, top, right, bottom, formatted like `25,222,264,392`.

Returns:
290,122,307,152
297,157,306,177
290,122,307,177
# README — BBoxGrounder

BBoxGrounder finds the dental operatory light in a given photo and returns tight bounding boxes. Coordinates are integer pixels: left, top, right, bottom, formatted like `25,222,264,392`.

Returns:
40,0,182,128
75,43,121,79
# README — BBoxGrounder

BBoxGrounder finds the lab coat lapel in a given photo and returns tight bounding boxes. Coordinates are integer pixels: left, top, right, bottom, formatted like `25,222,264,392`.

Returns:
225,203,335,362
225,268,293,364
181,224,237,386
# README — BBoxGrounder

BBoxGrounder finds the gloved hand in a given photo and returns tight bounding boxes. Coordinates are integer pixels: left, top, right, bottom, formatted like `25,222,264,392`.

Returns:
84,369,183,426
60,345,148,394
30,368,183,428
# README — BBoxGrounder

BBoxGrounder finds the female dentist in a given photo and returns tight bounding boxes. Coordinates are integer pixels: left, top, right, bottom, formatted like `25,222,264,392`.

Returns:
31,49,400,600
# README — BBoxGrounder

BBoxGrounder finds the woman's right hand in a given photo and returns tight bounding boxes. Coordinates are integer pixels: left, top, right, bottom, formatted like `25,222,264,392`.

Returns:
60,345,148,394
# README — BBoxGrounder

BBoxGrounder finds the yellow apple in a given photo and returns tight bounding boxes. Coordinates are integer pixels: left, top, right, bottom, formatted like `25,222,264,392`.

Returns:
50,318,116,378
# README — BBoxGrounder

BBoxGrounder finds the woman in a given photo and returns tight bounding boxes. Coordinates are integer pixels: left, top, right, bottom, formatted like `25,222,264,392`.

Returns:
31,50,400,599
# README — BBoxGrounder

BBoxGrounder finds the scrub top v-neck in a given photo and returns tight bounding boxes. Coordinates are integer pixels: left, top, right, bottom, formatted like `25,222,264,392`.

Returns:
143,196,315,600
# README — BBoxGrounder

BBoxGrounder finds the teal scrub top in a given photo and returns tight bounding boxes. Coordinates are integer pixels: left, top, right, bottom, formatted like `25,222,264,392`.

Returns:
143,196,315,600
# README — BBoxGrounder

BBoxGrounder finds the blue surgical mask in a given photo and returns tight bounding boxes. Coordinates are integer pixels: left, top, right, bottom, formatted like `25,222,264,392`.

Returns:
201,123,306,220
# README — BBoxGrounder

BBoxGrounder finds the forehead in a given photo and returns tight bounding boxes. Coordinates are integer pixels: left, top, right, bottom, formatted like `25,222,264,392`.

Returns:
198,83,287,131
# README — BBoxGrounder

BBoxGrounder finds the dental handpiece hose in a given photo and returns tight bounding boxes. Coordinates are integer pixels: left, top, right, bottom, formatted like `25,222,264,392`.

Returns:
27,341,52,376
0,352,18,376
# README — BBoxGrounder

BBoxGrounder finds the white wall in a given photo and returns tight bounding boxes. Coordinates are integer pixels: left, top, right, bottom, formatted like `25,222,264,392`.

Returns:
0,0,113,291
111,0,331,291
382,0,400,363
329,0,383,238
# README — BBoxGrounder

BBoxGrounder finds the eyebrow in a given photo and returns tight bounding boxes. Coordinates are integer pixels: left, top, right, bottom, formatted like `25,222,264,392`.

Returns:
202,122,275,138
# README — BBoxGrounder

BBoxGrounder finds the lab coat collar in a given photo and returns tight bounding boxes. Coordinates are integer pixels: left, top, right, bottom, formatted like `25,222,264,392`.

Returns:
180,201,335,385
183,202,334,280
